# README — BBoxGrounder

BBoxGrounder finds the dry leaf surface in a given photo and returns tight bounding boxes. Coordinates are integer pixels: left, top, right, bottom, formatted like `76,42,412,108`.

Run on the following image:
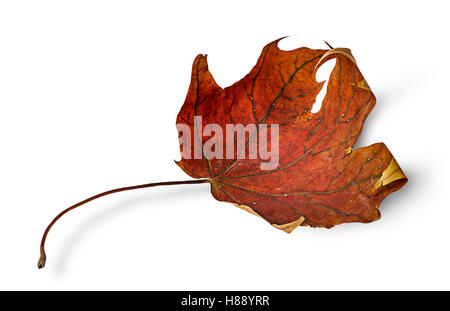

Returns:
176,39,407,232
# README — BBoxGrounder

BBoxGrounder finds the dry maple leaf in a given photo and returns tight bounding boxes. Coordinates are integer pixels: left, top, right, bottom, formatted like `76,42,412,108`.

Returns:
176,39,407,232
37,39,407,269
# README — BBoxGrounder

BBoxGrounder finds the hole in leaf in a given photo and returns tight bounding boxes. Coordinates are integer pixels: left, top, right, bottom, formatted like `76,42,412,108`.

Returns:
278,36,327,51
312,58,336,113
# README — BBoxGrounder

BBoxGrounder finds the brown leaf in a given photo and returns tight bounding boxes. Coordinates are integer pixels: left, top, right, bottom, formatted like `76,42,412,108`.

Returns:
176,39,407,232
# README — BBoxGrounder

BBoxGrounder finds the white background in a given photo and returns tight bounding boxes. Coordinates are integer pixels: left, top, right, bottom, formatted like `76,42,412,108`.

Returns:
0,1,448,290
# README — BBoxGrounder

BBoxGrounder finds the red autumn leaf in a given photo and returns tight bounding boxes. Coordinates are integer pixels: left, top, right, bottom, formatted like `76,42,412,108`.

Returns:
176,39,407,232
36,39,409,269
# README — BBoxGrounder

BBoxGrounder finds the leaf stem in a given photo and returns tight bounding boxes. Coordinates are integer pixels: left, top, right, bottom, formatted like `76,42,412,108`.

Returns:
37,178,210,269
